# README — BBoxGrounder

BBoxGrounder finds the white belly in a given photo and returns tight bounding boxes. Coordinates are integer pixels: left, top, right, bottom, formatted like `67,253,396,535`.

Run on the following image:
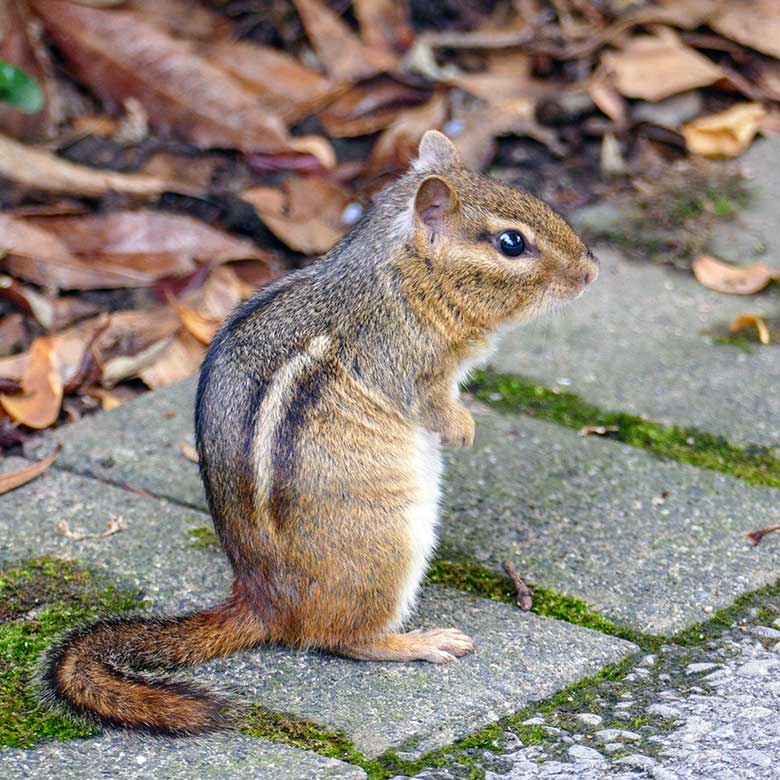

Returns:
391,427,443,629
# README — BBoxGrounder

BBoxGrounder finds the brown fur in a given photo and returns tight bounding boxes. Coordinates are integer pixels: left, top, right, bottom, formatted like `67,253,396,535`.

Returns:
42,132,597,733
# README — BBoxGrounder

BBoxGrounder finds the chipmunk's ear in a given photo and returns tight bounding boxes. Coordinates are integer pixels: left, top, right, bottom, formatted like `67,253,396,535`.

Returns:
413,130,462,171
414,175,460,237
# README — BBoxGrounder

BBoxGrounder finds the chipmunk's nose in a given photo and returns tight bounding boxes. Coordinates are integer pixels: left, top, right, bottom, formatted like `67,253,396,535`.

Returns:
583,251,599,286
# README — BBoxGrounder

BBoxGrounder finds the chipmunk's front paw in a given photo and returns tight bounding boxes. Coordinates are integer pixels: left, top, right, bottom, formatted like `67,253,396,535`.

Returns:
437,405,475,448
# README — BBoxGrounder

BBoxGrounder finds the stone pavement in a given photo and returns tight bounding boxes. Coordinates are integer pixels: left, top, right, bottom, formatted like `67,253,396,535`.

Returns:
0,733,368,780
492,245,780,446
1,139,780,779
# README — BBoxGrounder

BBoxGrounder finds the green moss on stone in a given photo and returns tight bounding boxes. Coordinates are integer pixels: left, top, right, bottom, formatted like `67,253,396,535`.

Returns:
425,559,516,604
467,369,780,489
242,705,387,779
0,557,144,748
673,578,780,646
186,525,220,549
426,559,660,651
588,164,749,267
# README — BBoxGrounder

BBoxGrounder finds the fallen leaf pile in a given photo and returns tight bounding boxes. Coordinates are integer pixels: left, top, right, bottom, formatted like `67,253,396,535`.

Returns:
2,0,780,448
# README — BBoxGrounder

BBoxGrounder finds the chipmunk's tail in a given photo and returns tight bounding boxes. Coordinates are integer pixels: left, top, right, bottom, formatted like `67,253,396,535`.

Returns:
39,585,267,736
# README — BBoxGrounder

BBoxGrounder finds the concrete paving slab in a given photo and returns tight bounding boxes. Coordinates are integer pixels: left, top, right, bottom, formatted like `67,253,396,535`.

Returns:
46,375,204,511
0,462,636,760
0,456,227,614
198,586,634,758
710,136,780,265
440,408,780,636
490,246,780,446
0,733,367,780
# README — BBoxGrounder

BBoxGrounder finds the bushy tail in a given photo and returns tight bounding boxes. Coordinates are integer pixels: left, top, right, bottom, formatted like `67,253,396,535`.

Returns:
40,588,267,736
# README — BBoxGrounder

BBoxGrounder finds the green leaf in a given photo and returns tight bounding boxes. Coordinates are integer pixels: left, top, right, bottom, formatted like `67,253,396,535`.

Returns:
0,59,44,114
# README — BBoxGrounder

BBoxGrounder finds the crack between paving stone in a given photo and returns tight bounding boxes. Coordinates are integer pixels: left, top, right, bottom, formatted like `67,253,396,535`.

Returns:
466,369,780,490
44,459,208,515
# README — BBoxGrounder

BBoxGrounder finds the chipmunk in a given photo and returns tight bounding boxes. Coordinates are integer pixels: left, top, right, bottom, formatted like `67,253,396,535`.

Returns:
42,131,598,735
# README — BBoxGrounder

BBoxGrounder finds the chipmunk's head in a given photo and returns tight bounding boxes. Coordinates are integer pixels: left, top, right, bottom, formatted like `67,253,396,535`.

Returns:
398,130,598,330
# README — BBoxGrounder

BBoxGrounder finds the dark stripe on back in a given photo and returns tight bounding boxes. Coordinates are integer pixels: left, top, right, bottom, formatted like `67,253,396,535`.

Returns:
194,281,290,571
267,361,332,530
195,281,289,449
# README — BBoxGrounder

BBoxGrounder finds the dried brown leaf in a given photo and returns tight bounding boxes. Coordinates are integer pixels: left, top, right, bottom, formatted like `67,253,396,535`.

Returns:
711,0,780,59
0,132,182,197
28,210,279,287
448,99,548,171
159,265,246,354
243,178,352,255
0,213,177,290
0,336,62,428
138,330,204,389
185,266,246,322
354,0,414,55
0,312,26,357
602,29,723,102
0,445,59,495
415,18,531,51
31,0,334,166
178,439,199,463
682,103,767,158
71,114,122,138
101,336,175,388
137,152,220,193
0,274,53,327
588,67,628,128
293,0,394,82
51,297,103,332
96,308,181,386
0,352,27,383
87,386,128,411
729,313,771,344
171,301,220,345
4,308,183,395
319,78,432,138
367,93,448,175
127,0,229,42
205,40,342,125
0,318,96,398
692,255,776,295
445,51,536,104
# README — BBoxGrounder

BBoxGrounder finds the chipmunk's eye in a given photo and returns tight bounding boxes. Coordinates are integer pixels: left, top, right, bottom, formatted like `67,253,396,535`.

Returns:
496,230,526,257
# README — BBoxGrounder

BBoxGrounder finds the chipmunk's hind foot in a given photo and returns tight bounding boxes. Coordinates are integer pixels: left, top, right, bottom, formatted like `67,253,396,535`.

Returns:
339,628,474,664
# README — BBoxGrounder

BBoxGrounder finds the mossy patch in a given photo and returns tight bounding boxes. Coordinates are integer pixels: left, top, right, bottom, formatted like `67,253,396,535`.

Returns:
186,525,220,549
0,557,144,748
467,369,780,489
673,578,780,647
425,558,659,651
242,706,387,779
586,162,749,268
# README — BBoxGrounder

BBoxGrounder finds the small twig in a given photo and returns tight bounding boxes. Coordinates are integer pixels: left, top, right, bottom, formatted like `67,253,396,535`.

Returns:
63,319,110,394
502,560,533,611
745,525,780,547
56,515,127,542
0,377,22,394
